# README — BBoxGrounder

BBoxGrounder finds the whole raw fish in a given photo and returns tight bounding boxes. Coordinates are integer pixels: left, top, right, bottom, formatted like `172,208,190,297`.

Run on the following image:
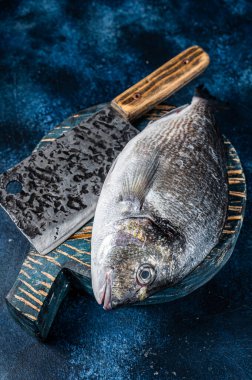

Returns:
91,87,228,310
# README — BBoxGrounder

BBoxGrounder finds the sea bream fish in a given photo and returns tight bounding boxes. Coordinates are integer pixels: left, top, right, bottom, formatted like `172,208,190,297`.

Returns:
91,87,228,310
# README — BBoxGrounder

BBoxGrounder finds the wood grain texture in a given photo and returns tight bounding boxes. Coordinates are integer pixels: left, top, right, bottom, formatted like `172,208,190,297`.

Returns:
5,104,246,339
112,46,210,120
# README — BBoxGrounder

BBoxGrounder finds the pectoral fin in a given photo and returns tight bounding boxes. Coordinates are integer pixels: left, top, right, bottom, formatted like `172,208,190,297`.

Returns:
121,152,159,205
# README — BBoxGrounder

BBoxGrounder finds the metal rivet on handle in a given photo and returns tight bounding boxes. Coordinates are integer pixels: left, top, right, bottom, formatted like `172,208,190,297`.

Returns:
133,92,141,100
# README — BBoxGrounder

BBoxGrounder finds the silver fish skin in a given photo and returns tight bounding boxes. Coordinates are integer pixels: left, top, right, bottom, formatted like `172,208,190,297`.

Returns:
91,88,228,310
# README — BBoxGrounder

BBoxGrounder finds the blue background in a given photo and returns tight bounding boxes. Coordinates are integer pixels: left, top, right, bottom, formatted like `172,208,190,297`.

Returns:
0,1,251,379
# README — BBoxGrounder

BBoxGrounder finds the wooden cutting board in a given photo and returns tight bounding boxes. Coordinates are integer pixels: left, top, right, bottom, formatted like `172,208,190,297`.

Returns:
5,103,246,340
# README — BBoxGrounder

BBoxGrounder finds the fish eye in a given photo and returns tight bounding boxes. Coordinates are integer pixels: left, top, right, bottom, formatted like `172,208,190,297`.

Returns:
136,264,156,286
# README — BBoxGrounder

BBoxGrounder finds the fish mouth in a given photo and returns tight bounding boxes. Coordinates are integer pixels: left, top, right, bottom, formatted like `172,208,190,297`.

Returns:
96,270,113,311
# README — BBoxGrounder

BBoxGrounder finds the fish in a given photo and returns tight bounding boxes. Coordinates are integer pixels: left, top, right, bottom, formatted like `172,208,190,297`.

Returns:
91,86,228,310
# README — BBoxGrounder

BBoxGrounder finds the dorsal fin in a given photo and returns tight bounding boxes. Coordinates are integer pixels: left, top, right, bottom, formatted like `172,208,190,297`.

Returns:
147,104,189,126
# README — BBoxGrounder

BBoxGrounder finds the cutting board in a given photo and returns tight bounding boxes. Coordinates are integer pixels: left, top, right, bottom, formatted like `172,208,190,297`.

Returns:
5,103,246,340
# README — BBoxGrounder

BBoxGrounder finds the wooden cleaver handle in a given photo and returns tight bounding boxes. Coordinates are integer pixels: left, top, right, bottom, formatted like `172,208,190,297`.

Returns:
111,45,210,121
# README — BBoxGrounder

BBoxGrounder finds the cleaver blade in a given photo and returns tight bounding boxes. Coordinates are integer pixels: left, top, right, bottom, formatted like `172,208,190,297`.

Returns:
0,46,209,254
0,106,137,255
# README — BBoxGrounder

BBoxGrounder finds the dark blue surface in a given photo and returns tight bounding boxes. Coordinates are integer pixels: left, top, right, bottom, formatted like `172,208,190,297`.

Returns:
0,1,251,379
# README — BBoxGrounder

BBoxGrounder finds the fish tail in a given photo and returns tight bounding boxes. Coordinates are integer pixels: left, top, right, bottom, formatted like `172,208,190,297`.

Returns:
194,84,217,101
194,84,229,110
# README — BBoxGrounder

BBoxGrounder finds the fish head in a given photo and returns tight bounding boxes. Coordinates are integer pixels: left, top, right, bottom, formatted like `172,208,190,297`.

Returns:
91,216,186,310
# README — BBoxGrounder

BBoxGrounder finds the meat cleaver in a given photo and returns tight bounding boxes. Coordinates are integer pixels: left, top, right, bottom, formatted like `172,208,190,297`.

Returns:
0,46,209,255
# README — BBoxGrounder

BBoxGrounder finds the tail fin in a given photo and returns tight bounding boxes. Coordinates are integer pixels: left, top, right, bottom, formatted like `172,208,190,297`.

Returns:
194,84,217,101
194,84,229,110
